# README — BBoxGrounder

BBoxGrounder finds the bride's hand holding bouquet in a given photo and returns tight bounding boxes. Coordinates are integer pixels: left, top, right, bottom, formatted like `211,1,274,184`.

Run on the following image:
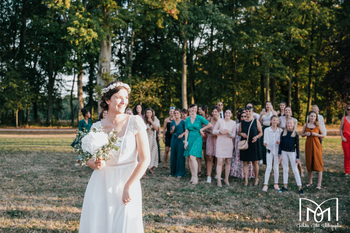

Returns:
72,127,121,168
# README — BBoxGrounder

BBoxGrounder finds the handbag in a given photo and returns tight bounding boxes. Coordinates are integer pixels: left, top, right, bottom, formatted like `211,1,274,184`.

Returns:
238,119,254,150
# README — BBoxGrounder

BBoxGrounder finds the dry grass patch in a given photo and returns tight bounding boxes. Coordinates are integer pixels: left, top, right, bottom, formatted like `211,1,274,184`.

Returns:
0,136,349,232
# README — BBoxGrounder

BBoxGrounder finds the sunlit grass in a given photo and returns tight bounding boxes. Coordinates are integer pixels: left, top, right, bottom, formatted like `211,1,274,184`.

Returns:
0,136,349,232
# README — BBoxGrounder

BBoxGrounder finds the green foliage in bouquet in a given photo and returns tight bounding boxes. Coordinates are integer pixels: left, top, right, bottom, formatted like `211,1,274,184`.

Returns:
72,127,120,166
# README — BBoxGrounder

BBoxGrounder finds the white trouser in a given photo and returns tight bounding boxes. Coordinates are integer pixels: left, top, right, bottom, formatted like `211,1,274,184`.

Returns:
264,150,279,185
281,151,302,186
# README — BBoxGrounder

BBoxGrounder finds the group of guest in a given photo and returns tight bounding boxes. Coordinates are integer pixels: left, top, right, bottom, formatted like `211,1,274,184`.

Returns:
79,101,350,194
156,101,330,195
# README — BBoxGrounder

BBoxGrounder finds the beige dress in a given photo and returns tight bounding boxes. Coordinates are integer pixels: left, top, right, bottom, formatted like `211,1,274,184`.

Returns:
147,118,160,169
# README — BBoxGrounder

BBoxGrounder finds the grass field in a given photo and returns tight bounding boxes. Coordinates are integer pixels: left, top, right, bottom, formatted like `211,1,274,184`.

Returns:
0,134,349,232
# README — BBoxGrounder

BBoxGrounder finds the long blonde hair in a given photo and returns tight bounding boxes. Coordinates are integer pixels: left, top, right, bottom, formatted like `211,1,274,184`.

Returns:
283,118,297,137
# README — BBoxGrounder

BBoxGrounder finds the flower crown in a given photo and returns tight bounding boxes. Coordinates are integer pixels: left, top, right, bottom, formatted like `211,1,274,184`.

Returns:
101,82,131,95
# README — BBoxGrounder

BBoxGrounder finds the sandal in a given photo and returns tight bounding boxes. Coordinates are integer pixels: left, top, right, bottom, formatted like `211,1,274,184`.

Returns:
262,186,268,192
315,186,322,190
274,184,280,191
304,183,313,188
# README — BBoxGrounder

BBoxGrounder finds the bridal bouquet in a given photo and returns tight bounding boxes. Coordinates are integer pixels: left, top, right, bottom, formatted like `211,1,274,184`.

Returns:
72,128,120,166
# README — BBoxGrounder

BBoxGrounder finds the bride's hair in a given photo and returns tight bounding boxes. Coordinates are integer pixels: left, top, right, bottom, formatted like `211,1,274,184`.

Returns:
100,81,129,110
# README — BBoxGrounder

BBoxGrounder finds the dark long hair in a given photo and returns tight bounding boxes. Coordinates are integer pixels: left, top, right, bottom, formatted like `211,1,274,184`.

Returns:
144,108,155,128
133,103,143,116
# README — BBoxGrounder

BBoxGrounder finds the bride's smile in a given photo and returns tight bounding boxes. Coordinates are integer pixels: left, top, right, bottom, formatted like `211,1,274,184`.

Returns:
106,88,129,114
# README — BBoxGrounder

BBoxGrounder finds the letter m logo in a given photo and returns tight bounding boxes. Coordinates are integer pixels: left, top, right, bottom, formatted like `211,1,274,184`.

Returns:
299,198,338,223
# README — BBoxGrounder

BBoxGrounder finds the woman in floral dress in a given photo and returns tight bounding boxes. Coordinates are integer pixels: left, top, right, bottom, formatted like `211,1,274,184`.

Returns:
144,108,160,174
230,109,255,179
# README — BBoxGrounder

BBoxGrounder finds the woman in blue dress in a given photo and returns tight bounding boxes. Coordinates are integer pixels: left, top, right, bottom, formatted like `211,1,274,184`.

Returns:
79,108,92,132
184,104,212,184
170,108,186,177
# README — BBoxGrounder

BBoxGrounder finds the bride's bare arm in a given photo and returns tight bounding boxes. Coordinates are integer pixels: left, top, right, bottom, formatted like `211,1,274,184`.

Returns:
122,128,150,205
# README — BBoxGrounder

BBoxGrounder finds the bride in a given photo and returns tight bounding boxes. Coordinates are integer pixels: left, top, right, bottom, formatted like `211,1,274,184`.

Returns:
79,81,150,233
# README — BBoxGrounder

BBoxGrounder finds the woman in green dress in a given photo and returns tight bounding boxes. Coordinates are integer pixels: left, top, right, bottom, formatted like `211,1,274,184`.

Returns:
79,108,92,132
184,104,212,185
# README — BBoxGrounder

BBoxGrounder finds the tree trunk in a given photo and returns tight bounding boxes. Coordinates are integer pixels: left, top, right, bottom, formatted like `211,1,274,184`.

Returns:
266,66,270,102
15,109,19,128
97,37,111,112
70,71,76,127
326,104,333,124
232,49,237,114
128,29,135,78
33,101,38,123
25,104,29,124
181,39,188,109
97,6,112,112
77,66,84,121
18,0,27,67
306,15,314,116
88,60,95,121
271,77,276,108
288,57,292,107
47,61,55,126
295,69,300,121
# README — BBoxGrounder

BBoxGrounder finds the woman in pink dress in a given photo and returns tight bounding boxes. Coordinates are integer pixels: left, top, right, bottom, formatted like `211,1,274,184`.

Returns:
205,105,219,183
213,108,236,187
230,109,255,179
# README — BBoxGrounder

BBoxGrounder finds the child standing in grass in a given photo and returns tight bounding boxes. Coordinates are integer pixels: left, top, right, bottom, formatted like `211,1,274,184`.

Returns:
278,118,304,195
262,115,282,192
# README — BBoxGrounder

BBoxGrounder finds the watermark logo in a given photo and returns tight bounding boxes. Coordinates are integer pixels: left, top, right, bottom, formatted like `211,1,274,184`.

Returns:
299,198,338,223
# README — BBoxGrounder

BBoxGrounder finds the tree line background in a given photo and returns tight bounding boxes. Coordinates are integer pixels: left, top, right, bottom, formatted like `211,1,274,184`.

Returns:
0,0,349,127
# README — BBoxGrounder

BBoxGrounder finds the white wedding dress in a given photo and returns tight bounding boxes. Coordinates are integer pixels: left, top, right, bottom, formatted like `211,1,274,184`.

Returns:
79,115,147,233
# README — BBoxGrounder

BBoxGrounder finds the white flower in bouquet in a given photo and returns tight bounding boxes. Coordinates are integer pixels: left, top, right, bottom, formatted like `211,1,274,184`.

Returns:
81,132,109,155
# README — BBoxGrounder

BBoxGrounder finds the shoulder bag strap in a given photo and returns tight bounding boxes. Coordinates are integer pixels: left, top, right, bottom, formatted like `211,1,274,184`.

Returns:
246,119,254,140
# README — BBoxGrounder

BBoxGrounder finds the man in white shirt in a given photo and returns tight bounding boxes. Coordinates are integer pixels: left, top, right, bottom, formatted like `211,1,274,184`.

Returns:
217,102,224,119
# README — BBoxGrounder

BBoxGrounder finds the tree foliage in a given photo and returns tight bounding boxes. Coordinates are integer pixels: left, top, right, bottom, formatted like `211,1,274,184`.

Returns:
0,0,349,126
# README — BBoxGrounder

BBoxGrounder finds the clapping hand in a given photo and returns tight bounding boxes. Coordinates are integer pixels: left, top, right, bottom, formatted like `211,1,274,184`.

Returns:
220,129,229,135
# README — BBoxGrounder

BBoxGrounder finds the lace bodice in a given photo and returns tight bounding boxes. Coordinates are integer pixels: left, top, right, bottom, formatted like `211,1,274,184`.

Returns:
91,115,147,166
